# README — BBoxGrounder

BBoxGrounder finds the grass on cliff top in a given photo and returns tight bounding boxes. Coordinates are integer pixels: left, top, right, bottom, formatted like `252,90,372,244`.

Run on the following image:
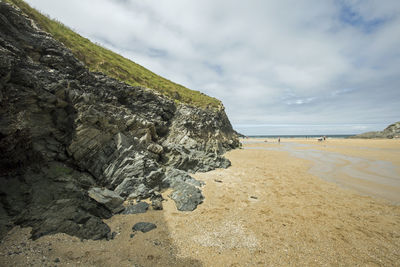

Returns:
5,0,221,109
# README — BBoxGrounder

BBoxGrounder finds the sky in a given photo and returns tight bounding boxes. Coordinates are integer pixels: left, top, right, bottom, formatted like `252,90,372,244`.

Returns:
25,0,400,135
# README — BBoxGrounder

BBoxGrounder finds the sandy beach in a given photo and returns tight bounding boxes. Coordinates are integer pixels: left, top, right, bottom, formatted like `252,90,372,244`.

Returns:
1,138,400,266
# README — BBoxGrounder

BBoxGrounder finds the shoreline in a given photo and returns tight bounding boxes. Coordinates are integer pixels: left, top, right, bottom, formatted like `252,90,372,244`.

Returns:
243,138,400,204
1,138,400,266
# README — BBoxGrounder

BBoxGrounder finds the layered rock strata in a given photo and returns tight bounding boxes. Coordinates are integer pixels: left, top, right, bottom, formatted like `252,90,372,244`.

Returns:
0,3,239,240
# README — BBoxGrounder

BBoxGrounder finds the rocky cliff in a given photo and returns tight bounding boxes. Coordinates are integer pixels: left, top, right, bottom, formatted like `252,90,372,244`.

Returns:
350,122,400,139
0,2,239,240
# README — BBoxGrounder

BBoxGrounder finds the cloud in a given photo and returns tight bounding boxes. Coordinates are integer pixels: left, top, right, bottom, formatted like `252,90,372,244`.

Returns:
25,0,400,134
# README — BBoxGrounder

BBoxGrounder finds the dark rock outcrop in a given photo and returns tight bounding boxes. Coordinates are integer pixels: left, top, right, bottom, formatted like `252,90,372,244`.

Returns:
350,122,400,139
122,202,149,214
169,183,204,211
132,222,157,233
88,187,125,214
0,3,238,240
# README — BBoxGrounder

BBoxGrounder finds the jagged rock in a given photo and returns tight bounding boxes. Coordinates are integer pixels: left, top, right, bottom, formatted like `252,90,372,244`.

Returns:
122,202,149,214
165,145,231,172
169,183,204,211
147,143,163,154
88,187,124,214
132,222,157,233
126,184,150,200
351,121,400,139
0,2,239,241
163,168,204,188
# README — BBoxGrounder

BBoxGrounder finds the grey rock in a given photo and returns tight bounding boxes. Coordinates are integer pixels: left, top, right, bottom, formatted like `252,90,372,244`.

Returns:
163,168,204,188
165,145,231,172
126,184,150,199
88,187,124,214
115,178,144,198
151,198,163,210
351,121,400,139
147,143,163,154
0,2,239,241
169,183,204,211
107,231,117,240
132,222,157,233
122,202,149,214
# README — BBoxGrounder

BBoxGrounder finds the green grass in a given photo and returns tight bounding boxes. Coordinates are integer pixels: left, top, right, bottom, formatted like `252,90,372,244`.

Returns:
5,0,221,109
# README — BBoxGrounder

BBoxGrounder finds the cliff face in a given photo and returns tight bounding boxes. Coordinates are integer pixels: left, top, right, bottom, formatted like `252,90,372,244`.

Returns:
351,122,400,139
0,3,239,240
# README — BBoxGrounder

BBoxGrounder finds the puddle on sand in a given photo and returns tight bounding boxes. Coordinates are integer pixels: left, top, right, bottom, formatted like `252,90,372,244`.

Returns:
246,143,400,204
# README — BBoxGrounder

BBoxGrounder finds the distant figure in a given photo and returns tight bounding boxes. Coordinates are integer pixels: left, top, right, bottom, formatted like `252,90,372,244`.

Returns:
323,136,326,141
278,137,280,143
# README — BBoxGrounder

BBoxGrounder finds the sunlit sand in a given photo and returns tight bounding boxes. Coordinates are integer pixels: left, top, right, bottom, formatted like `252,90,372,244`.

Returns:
1,138,399,266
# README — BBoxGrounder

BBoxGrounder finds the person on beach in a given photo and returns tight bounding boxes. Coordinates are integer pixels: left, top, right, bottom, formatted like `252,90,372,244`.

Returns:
278,137,280,143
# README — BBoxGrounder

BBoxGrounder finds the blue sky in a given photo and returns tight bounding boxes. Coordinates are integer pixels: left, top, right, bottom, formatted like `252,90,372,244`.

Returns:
25,0,400,135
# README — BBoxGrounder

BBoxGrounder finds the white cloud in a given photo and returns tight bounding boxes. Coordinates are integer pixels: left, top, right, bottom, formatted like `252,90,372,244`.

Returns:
25,0,400,135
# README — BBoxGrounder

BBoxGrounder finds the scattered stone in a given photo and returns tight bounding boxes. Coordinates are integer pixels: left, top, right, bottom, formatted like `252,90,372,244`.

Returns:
88,187,125,214
107,231,117,240
214,179,223,183
123,202,149,214
130,233,135,238
132,222,157,233
250,196,258,199
169,183,204,211
54,258,60,263
151,198,163,210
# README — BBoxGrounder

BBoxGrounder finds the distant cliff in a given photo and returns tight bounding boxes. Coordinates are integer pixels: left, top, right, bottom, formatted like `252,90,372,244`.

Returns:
350,122,400,139
0,2,239,240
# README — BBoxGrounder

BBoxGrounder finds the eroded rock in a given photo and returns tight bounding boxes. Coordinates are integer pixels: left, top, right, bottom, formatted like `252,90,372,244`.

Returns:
122,202,149,214
169,183,204,211
0,2,239,241
132,222,157,233
88,187,124,214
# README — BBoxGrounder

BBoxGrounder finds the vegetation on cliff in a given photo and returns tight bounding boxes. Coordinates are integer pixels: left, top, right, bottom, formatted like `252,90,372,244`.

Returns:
0,2,238,240
350,121,400,139
5,0,221,108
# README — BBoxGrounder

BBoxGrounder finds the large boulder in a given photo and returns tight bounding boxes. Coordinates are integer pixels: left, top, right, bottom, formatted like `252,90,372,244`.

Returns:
88,187,124,214
169,183,204,211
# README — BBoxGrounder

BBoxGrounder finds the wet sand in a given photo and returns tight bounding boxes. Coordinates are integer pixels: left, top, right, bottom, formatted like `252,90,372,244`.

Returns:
245,138,400,204
1,139,400,266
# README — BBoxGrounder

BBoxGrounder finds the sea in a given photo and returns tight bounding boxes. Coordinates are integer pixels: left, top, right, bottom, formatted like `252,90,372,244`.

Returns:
247,134,355,139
